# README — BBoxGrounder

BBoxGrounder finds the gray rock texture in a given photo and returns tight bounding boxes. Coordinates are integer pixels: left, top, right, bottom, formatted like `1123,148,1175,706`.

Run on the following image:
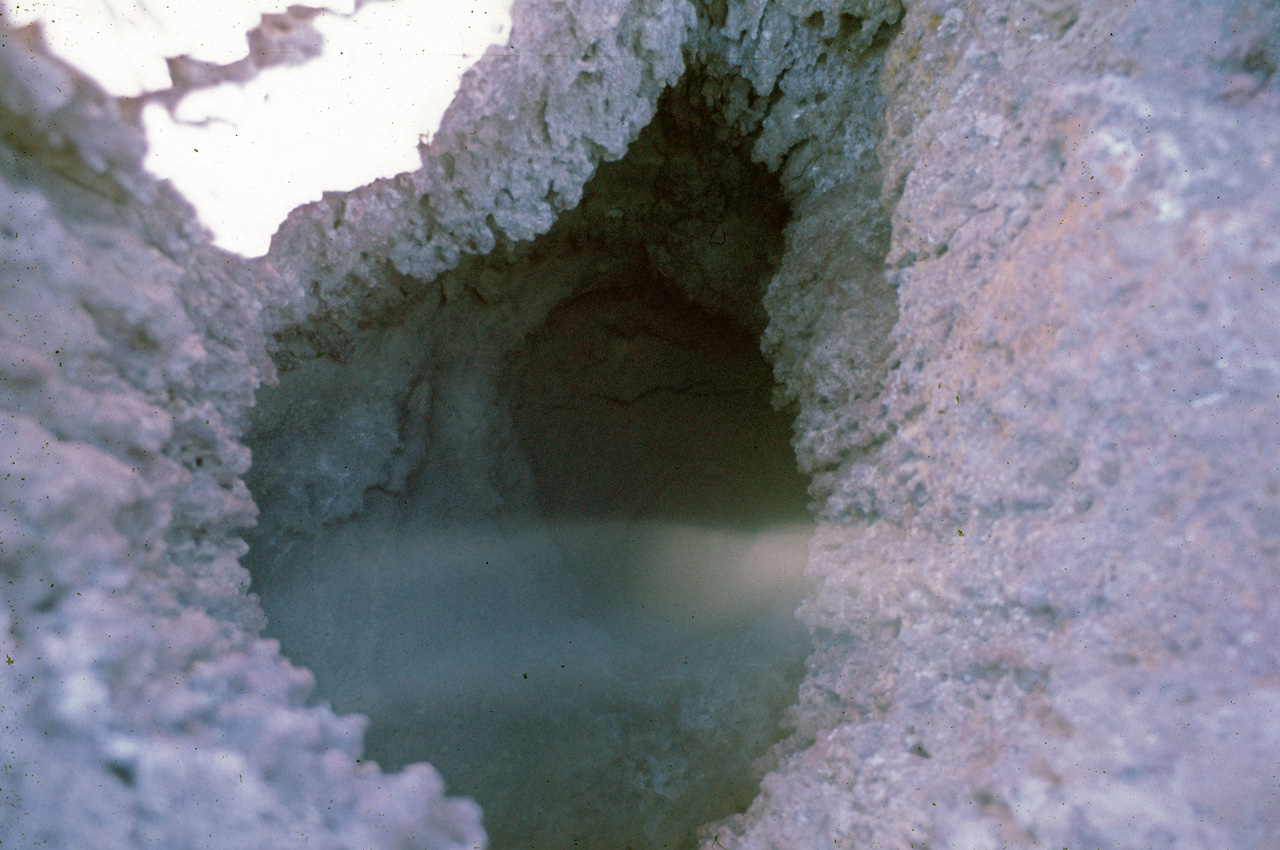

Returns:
1,0,1278,848
703,3,1280,848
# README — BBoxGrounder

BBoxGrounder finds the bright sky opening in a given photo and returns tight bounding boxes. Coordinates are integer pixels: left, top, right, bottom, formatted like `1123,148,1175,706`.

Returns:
4,0,514,256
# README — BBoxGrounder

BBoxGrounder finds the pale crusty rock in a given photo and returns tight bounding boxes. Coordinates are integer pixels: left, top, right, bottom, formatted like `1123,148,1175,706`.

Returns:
261,0,697,351
3,0,1279,847
0,18,492,850
1,0,701,845
699,1,1280,849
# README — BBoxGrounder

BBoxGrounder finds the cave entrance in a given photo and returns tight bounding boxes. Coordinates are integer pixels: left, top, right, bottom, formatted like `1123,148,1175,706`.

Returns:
244,73,811,850
362,283,813,850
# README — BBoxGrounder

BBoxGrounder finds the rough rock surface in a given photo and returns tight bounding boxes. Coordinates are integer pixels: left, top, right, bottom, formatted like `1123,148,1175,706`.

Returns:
0,16,487,850
1,0,1278,848
701,3,1280,848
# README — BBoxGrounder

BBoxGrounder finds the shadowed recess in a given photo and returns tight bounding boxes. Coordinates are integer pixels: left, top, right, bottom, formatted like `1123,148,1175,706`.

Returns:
243,75,812,850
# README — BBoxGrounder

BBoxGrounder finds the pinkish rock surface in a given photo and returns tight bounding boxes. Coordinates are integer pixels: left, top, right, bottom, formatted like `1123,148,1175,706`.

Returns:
1,1,1277,848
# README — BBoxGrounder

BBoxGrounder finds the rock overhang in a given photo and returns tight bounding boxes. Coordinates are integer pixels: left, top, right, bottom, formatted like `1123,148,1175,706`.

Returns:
2,0,1279,848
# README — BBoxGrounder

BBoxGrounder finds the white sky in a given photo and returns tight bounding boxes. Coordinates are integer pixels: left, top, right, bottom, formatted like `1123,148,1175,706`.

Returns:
5,0,514,256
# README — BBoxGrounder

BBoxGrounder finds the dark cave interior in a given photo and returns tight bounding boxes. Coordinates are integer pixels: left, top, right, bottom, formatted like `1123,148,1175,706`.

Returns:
244,75,817,850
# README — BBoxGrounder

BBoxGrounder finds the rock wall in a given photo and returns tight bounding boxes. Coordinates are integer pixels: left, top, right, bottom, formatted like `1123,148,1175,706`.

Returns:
1,0,1277,848
0,15,487,850
704,1,1280,848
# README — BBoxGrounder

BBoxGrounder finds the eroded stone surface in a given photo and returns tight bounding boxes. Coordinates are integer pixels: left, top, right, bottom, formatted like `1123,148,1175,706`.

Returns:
700,2,1280,848
2,0,1278,848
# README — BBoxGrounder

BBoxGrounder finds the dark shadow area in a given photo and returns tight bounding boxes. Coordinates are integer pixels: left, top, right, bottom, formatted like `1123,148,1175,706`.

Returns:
506,283,812,617
244,72,811,850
